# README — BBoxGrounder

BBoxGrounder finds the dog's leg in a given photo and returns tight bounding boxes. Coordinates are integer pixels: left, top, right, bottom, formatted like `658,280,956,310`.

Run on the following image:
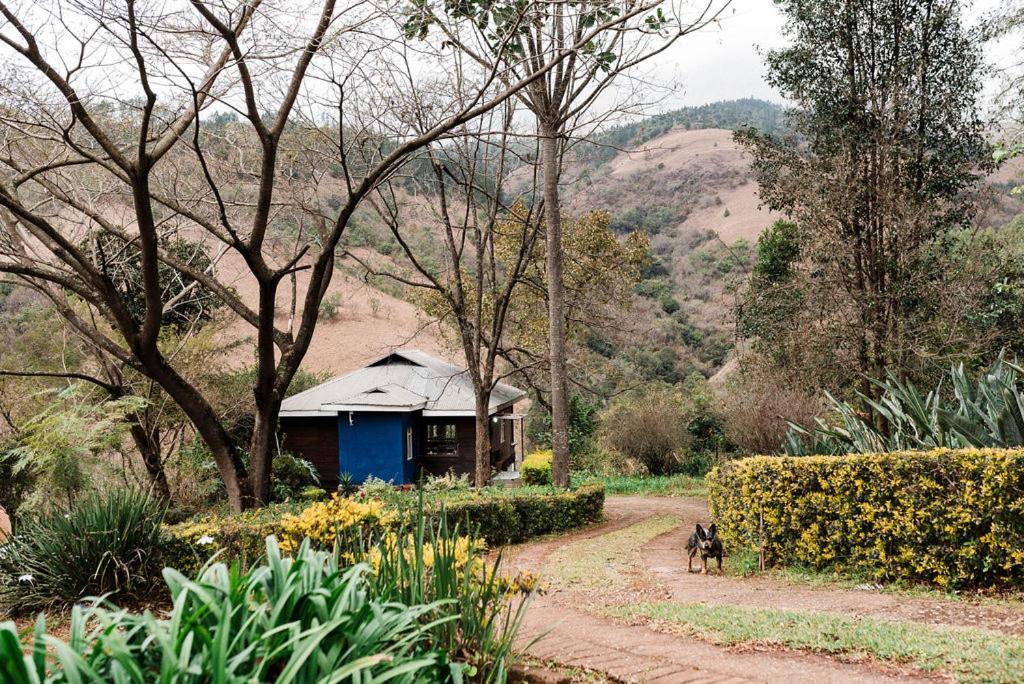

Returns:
700,555,707,575
687,548,695,573
717,554,723,574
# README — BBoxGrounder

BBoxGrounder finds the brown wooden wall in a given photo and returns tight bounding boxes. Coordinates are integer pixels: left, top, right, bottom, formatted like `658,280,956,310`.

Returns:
418,416,476,478
280,416,339,490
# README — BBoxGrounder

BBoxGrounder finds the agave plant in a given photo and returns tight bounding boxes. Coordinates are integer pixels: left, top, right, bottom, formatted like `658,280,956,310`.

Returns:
786,356,1024,455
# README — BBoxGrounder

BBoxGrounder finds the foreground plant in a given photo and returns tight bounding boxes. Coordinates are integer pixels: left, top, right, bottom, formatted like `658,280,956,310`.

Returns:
1,538,468,683
2,494,537,682
0,489,165,613
341,503,537,682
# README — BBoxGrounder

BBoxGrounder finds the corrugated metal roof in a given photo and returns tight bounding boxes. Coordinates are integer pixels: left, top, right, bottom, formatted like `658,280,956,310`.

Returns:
281,350,525,415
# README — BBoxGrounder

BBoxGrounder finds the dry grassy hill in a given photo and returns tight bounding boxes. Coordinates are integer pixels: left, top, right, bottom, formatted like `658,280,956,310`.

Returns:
215,99,1024,383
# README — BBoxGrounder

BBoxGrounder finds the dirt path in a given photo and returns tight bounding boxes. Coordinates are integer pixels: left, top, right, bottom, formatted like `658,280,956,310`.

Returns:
507,496,1024,683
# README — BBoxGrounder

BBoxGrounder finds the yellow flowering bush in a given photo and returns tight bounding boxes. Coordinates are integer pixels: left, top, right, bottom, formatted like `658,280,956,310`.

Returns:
521,450,553,485
279,494,395,553
708,448,1024,587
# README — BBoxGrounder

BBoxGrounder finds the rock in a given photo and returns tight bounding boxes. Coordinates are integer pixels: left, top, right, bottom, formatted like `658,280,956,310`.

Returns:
0,505,10,543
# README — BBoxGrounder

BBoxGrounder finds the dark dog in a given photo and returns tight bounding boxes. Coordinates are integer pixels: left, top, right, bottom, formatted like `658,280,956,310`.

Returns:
687,523,723,574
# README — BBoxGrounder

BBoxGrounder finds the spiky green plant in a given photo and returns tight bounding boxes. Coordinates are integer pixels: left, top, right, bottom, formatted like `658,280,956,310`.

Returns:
341,503,533,683
0,489,166,613
0,537,462,683
786,356,1024,454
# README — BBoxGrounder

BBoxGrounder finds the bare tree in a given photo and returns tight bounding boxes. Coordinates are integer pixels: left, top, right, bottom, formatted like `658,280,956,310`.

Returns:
405,0,731,486
0,0,668,508
352,91,544,485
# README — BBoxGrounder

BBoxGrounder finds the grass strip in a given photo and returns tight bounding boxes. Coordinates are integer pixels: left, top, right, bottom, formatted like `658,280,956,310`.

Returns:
573,473,707,498
544,515,680,589
607,601,1024,683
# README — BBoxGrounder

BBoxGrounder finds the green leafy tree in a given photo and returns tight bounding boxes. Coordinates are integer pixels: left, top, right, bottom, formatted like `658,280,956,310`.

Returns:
12,388,147,510
736,0,992,416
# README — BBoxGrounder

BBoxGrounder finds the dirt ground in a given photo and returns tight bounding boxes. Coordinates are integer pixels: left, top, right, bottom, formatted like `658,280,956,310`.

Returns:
505,496,1024,683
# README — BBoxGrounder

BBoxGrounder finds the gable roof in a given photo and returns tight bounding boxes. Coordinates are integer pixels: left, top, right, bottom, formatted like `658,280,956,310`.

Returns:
280,350,525,417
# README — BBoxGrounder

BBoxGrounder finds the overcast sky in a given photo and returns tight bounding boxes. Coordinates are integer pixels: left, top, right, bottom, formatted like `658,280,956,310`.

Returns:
651,0,1011,112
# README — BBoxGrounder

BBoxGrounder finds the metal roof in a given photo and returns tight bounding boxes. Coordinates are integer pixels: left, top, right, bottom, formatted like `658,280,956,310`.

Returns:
280,350,525,416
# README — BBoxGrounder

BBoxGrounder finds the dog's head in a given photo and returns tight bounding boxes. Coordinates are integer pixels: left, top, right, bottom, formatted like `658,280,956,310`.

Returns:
695,523,717,551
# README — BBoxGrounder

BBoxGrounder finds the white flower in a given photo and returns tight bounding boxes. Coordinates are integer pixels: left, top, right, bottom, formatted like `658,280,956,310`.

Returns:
197,535,215,546
17,574,33,583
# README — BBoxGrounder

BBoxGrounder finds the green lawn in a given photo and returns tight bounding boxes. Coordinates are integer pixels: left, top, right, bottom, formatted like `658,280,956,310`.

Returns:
573,473,707,497
607,601,1024,682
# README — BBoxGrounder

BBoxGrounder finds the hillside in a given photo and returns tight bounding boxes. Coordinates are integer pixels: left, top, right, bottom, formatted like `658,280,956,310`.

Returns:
222,97,1024,384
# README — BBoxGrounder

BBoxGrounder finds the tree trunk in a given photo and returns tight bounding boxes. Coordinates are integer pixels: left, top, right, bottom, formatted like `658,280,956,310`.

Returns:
541,120,571,489
249,398,282,504
137,354,253,510
474,393,492,487
127,418,171,501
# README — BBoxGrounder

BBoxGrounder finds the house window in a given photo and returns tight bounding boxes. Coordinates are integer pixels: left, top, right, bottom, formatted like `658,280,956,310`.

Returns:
425,423,457,458
406,426,414,461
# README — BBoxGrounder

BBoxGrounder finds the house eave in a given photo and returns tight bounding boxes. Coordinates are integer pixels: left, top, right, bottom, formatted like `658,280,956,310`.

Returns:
320,403,426,412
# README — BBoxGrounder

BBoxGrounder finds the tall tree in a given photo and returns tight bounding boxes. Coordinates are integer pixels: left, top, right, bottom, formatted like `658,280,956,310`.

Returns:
0,0,634,509
736,0,991,420
405,0,729,487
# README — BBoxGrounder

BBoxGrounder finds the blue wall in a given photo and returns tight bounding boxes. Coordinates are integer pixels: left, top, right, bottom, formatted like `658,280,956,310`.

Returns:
337,411,418,484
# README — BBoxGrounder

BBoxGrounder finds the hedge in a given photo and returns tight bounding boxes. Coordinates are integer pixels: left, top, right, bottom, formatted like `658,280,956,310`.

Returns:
442,483,605,544
163,484,605,571
521,450,553,485
161,502,306,576
708,448,1024,588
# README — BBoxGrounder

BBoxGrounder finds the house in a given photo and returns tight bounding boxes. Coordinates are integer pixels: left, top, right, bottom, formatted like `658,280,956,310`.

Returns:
278,350,526,488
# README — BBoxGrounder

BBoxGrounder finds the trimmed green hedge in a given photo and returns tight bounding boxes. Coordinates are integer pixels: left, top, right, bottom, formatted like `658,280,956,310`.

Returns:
521,450,553,485
163,484,605,571
708,449,1024,588
442,483,605,544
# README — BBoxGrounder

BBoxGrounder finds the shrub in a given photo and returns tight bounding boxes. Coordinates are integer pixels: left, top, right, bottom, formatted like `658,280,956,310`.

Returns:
719,360,824,456
278,493,394,553
0,443,32,521
161,501,306,576
0,490,165,613
421,471,472,492
708,449,1024,588
1,539,464,683
600,386,691,475
525,394,599,457
521,450,553,485
317,291,342,320
442,483,605,544
269,450,320,502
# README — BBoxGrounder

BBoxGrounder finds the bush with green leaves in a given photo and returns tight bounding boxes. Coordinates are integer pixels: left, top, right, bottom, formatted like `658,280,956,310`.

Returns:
525,393,599,457
1,539,466,683
269,450,320,502
0,489,165,614
0,442,32,521
786,356,1024,455
441,483,605,544
11,387,145,510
